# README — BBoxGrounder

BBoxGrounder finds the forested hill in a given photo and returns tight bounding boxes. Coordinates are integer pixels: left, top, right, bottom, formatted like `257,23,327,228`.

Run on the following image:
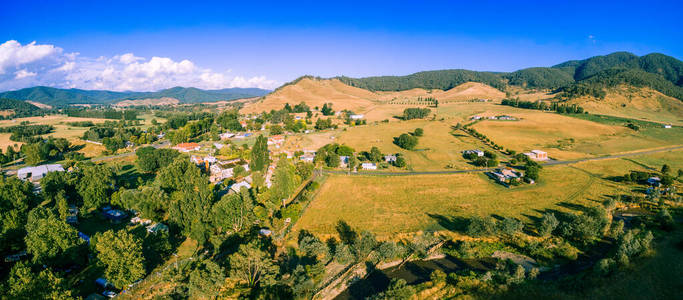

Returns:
336,52,683,100
0,98,44,118
0,86,271,107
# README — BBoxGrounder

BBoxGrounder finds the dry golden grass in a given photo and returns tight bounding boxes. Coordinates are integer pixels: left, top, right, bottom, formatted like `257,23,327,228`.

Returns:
0,115,112,149
113,97,179,107
567,86,683,125
469,110,683,160
293,163,632,238
336,120,490,171
294,150,680,238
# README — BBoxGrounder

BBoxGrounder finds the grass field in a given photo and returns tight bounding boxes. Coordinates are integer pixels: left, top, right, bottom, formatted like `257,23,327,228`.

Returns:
470,110,683,160
0,115,112,149
292,150,682,239
336,119,491,171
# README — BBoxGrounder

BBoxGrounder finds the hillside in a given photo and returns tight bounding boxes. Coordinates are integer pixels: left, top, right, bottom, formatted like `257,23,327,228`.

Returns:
566,85,683,125
0,98,44,118
335,52,683,101
0,86,271,106
240,78,506,114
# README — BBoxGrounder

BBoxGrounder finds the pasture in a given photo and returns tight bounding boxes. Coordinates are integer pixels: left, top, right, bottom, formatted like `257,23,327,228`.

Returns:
292,150,682,239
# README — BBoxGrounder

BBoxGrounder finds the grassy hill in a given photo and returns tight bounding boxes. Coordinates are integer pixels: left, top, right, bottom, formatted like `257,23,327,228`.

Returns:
0,86,271,106
335,52,683,101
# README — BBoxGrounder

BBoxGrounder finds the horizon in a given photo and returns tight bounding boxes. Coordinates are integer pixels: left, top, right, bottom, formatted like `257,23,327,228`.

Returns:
1,0,682,92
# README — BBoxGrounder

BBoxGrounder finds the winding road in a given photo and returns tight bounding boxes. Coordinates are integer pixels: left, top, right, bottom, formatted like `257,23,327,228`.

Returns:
322,145,683,176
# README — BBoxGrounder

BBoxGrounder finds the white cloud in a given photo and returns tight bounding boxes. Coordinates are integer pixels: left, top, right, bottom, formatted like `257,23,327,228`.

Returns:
0,40,61,74
0,40,279,91
14,69,37,79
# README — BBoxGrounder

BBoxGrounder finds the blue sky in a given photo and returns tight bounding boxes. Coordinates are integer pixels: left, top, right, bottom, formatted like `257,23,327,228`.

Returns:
1,0,682,91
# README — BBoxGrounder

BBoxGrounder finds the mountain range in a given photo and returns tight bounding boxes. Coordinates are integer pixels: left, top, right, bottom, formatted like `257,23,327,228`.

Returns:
1,52,682,107
0,86,271,107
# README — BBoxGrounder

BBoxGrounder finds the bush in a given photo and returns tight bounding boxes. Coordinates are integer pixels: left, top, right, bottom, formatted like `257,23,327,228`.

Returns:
413,128,424,136
538,213,559,237
402,108,431,120
467,216,498,237
394,156,406,168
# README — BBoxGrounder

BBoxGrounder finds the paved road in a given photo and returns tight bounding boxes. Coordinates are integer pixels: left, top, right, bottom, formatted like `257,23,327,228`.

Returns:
323,145,683,176
90,141,170,162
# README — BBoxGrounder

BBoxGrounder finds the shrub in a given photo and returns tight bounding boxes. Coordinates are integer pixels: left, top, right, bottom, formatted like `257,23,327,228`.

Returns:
413,128,424,136
393,133,418,150
467,216,498,237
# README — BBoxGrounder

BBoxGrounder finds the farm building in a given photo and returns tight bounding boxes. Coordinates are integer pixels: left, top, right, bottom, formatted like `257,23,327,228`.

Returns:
350,114,364,120
361,163,377,170
524,150,548,161
17,164,64,181
173,142,200,152
384,155,397,163
463,149,485,157
490,168,523,183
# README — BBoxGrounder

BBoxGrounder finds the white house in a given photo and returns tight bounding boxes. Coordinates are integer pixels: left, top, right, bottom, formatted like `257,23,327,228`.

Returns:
361,163,377,170
230,180,252,193
17,164,64,181
214,143,225,150
339,156,349,166
384,155,397,163
463,150,485,157
350,114,364,120
663,124,672,129
220,132,235,139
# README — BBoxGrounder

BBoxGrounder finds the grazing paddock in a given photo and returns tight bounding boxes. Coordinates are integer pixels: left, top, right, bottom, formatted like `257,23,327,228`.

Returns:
292,161,644,238
470,110,683,160
336,120,490,171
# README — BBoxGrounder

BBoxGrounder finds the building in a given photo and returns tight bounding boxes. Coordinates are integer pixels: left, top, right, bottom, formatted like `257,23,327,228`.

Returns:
173,142,200,152
361,163,377,170
663,125,672,129
463,149,485,157
17,164,64,181
214,142,225,149
471,115,482,120
524,150,548,161
190,155,204,165
204,156,217,164
146,223,169,234
267,135,285,148
384,155,397,163
220,132,235,139
647,177,661,186
339,156,349,166
230,180,252,193
350,114,364,120
531,150,548,160
300,153,315,163
497,115,516,120
490,168,523,183
102,207,127,223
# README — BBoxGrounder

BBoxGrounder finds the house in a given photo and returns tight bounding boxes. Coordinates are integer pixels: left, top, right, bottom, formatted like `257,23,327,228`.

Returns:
647,177,661,186
17,164,64,181
471,115,482,120
300,153,315,163
384,155,397,163
490,168,523,183
361,163,377,170
157,133,165,139
239,120,247,128
230,180,252,193
259,228,272,237
531,150,548,160
210,164,235,183
339,156,349,166
214,142,225,149
146,223,169,234
497,115,516,120
350,114,364,120
488,116,498,120
663,124,672,128
102,208,127,223
220,132,235,139
267,135,285,148
125,141,134,148
524,150,548,161
190,155,204,165
204,156,217,164
463,149,485,157
130,216,152,226
173,142,200,152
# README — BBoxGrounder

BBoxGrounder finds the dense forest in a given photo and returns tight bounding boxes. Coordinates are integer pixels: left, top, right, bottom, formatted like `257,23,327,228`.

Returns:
0,99,46,119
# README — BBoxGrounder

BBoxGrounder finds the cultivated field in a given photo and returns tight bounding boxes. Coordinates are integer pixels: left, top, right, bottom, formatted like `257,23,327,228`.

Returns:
293,150,682,238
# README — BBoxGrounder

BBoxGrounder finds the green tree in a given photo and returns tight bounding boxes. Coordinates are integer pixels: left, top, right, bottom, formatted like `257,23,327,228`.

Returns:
370,278,415,300
0,176,37,254
76,163,115,210
229,242,279,288
270,159,299,206
5,262,72,299
394,156,407,168
25,207,82,266
249,135,270,172
393,133,418,150
212,192,254,233
413,128,424,136
93,230,146,289
539,212,559,237
188,260,225,298
369,146,383,162
661,164,671,174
